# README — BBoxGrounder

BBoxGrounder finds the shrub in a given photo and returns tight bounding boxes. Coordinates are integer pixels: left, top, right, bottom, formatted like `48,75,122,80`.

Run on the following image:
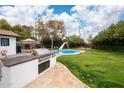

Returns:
41,35,63,49
41,36,51,48
64,35,85,48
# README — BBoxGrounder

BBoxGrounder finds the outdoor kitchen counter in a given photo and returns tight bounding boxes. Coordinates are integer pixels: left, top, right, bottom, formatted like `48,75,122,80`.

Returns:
2,52,55,67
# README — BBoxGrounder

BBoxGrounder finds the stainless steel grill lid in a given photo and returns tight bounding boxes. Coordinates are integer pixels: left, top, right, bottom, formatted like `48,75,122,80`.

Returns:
33,48,51,55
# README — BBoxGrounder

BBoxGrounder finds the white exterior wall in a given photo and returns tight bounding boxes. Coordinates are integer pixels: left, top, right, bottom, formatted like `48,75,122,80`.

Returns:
0,59,38,88
50,56,56,68
0,67,10,88
30,31,40,40
0,55,56,88
9,59,38,88
0,36,16,55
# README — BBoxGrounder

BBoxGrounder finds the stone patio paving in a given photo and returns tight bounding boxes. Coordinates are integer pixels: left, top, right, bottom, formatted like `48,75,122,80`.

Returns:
25,63,88,88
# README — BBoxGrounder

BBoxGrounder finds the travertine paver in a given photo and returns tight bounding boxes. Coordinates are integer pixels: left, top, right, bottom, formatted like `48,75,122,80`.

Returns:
25,63,88,88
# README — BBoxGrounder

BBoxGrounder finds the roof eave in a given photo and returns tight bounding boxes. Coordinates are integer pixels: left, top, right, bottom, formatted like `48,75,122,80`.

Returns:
0,34,21,38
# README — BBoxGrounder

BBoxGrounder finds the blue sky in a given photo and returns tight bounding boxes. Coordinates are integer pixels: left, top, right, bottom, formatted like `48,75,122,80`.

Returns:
49,5,74,15
48,5,124,20
119,13,124,20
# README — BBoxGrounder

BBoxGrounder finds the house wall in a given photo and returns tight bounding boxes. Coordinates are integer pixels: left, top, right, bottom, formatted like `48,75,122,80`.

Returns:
0,36,16,55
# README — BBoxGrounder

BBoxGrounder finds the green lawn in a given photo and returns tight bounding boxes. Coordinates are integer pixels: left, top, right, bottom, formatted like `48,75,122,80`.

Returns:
57,49,124,88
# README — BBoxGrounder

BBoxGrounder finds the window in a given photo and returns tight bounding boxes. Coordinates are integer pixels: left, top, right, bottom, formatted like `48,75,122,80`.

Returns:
0,38,10,46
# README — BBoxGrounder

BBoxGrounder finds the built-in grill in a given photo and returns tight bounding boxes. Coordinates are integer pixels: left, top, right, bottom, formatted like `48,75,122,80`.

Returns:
38,60,50,74
33,48,55,74
1,48,55,73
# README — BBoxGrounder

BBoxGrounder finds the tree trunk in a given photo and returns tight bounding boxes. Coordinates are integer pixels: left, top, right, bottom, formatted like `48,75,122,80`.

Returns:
51,38,54,49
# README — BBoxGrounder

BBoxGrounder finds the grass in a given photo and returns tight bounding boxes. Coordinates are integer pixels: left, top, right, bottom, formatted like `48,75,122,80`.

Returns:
57,49,124,88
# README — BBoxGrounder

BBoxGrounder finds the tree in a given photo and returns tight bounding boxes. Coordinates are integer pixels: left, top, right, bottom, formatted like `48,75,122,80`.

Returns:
46,20,65,49
0,19,33,40
0,19,12,30
42,35,51,48
12,24,32,39
91,20,124,51
41,35,63,49
88,34,93,43
35,20,49,41
47,20,65,37
64,35,85,48
22,25,33,36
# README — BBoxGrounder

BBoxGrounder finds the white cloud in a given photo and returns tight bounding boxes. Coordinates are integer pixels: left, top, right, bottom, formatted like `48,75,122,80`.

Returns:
71,5,124,40
56,12,79,36
0,5,48,26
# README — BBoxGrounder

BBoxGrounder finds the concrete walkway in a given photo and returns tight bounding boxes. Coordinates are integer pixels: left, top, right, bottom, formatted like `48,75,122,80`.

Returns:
25,63,88,88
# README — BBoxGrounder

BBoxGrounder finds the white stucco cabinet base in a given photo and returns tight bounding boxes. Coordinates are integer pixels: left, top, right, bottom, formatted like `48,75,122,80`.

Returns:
0,55,56,88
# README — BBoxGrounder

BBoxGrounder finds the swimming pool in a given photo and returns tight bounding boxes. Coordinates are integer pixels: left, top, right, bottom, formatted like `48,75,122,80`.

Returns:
55,49,81,55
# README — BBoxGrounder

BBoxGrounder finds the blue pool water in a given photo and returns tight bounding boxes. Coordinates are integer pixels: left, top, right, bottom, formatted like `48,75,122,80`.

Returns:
55,49,80,55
